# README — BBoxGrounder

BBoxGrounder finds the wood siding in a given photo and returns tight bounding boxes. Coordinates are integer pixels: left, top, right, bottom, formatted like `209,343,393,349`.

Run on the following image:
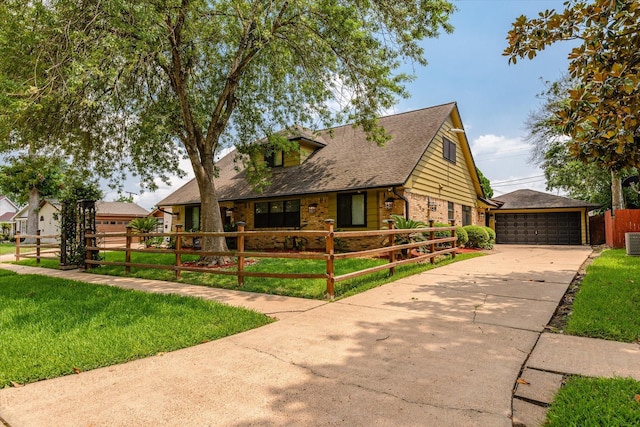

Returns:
406,119,478,208
256,141,319,168
298,142,317,163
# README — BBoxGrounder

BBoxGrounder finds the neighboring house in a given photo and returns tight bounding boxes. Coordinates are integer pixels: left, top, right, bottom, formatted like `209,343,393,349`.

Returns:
490,189,599,245
95,201,149,234
158,102,491,250
0,195,18,236
148,208,167,232
12,199,61,242
13,200,149,242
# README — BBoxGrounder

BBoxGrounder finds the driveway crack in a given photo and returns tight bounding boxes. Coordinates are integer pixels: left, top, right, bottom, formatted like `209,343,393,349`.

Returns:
235,343,504,419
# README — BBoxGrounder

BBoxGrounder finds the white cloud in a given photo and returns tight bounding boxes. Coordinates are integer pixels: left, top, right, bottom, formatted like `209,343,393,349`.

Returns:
471,134,531,158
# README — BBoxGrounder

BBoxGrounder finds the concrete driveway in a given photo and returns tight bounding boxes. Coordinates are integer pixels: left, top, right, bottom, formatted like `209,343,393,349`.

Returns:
0,245,592,426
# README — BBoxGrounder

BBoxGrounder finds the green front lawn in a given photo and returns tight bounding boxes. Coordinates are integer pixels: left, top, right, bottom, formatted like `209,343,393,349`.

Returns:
544,249,640,425
565,249,640,342
0,242,34,256
545,376,640,426
88,251,482,299
0,270,272,388
11,250,483,299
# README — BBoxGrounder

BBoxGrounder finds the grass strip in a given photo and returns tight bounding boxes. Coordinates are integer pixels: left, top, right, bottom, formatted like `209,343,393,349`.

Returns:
545,376,640,426
565,249,640,342
0,243,35,255
0,272,272,388
89,251,483,299
10,250,483,299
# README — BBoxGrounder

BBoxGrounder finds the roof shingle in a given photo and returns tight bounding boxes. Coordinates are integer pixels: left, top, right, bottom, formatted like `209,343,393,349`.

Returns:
158,103,456,206
493,189,600,210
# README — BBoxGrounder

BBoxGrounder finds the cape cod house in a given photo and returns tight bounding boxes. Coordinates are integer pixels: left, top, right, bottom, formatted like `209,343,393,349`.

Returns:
158,102,493,250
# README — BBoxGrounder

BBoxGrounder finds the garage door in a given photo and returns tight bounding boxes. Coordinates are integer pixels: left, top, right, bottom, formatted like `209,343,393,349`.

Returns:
495,212,582,245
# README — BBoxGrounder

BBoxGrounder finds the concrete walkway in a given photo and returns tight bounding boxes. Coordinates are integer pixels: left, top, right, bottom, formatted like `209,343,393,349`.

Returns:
0,245,637,426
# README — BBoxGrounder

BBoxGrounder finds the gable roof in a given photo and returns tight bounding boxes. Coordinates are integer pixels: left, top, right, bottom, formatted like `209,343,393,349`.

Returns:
96,201,149,216
493,189,600,210
159,103,479,206
0,211,15,221
11,198,60,221
0,195,18,211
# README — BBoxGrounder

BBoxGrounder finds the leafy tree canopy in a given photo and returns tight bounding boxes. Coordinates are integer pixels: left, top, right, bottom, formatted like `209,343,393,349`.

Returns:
504,0,640,171
0,154,64,205
0,0,456,262
476,168,493,198
526,77,638,210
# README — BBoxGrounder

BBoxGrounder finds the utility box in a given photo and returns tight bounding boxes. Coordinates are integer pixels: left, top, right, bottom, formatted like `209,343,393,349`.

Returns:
625,232,640,256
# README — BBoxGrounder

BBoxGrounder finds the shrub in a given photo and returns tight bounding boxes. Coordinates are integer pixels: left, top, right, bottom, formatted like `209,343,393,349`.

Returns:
463,225,491,249
390,214,427,246
456,226,469,247
433,222,468,247
484,226,496,243
129,217,160,248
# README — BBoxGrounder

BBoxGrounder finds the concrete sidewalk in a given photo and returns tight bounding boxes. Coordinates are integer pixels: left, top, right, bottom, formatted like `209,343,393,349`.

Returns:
1,245,635,426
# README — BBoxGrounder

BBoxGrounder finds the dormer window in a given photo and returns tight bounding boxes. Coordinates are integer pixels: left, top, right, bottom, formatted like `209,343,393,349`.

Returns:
265,150,284,167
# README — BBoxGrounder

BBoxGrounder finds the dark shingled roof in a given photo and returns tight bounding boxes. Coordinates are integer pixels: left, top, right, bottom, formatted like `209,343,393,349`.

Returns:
493,189,600,210
158,103,457,206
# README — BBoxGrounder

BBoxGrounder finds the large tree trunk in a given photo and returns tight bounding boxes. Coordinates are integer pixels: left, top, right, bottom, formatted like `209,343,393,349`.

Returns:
193,163,231,266
24,187,40,244
611,171,624,215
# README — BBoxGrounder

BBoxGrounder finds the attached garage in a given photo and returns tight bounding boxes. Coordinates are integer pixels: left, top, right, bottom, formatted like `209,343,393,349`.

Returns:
490,189,599,246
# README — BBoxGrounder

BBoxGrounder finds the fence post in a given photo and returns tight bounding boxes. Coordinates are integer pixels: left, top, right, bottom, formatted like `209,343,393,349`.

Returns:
429,219,436,264
125,226,132,274
236,221,246,286
325,219,335,299
36,230,41,265
174,224,182,279
384,219,396,275
85,233,92,270
450,219,457,259
15,231,20,261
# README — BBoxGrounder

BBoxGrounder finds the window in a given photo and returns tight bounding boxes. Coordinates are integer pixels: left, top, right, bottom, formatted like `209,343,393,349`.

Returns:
337,193,367,227
264,150,284,167
448,202,454,222
462,205,472,226
254,200,300,228
185,205,200,231
443,137,456,164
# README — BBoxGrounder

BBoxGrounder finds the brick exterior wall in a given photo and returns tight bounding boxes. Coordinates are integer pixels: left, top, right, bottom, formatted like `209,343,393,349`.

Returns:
186,189,483,252
403,189,480,226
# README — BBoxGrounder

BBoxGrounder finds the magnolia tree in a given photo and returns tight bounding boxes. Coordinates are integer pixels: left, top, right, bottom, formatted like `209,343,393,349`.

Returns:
504,0,640,211
0,0,455,264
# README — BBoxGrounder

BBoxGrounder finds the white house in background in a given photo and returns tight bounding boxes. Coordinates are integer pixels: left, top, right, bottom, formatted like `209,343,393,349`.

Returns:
12,199,61,242
0,195,19,237
13,200,150,243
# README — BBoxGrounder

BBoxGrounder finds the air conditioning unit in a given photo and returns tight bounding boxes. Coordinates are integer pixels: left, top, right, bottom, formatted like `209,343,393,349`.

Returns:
626,232,640,256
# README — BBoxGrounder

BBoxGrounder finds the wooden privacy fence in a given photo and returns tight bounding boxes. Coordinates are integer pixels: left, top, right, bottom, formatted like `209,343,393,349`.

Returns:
14,231,60,263
605,209,640,248
84,219,458,298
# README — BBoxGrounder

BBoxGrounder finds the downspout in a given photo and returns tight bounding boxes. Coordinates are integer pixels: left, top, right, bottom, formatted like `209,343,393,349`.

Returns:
391,187,410,220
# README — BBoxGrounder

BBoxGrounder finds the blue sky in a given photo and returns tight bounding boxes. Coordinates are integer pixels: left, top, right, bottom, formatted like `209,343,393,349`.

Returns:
124,0,575,209
398,0,575,198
